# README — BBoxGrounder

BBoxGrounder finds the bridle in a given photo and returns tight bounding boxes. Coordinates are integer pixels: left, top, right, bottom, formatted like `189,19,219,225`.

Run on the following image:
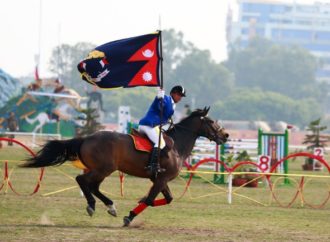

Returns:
198,117,224,142
170,116,224,143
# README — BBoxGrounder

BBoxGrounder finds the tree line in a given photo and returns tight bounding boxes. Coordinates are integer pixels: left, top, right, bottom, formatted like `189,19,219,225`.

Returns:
48,29,330,128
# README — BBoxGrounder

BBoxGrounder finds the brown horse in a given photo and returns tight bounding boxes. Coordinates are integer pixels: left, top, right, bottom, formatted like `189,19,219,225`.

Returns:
20,107,229,226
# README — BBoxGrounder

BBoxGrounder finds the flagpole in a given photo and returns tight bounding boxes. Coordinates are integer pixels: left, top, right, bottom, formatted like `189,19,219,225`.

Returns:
157,30,164,175
159,30,163,89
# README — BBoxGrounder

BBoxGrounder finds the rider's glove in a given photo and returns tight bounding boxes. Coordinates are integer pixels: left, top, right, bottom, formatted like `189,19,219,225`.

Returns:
157,88,165,99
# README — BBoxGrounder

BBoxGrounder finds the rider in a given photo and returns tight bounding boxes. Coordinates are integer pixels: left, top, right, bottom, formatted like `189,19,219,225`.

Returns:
139,85,186,175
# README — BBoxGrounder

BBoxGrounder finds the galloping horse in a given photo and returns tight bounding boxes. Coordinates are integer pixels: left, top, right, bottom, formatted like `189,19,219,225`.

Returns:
20,107,228,226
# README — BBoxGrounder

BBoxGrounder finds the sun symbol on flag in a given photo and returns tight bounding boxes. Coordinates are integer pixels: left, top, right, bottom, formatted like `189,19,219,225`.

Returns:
142,49,154,58
142,72,152,82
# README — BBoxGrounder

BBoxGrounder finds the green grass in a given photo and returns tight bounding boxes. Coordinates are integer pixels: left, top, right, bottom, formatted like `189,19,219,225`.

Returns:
0,145,330,241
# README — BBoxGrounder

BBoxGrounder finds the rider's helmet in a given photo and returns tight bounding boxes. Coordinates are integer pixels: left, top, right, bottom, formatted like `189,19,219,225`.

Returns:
170,85,186,97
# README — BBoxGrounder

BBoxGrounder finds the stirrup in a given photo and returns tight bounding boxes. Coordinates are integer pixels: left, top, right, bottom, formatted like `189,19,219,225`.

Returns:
145,164,166,175
144,164,152,170
151,163,166,174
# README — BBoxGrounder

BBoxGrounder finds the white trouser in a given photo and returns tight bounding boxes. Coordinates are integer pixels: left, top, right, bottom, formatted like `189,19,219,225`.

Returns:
138,125,165,149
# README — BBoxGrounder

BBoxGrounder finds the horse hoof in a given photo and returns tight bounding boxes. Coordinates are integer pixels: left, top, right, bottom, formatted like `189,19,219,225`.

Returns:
86,205,95,217
107,204,117,217
123,216,131,227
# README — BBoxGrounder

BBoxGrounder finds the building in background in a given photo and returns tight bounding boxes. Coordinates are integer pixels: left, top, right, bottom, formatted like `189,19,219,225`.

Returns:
118,106,131,134
227,0,330,83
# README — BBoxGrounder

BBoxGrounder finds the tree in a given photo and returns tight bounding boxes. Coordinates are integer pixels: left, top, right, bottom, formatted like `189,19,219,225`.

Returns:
173,48,234,108
101,87,156,121
77,108,104,137
212,88,322,127
303,118,330,150
48,42,95,94
302,118,330,167
161,29,196,84
225,37,320,100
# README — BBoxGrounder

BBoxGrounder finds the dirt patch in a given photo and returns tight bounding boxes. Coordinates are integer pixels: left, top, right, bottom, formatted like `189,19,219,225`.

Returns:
40,212,55,226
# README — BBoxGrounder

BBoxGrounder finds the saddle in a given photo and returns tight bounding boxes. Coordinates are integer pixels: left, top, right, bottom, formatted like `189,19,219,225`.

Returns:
130,129,174,153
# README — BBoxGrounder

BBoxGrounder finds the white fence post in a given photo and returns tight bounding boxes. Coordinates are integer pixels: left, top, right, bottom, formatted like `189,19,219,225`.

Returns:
227,173,233,204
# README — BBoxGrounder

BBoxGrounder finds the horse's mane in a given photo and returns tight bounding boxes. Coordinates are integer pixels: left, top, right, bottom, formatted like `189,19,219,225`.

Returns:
176,108,208,125
166,108,209,135
164,107,210,158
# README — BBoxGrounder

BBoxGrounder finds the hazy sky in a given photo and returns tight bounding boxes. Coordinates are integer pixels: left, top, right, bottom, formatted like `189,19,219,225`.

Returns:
0,0,235,78
0,0,326,78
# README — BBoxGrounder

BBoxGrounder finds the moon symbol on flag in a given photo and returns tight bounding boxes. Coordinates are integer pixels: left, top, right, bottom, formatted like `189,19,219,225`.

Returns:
142,72,152,82
142,49,154,58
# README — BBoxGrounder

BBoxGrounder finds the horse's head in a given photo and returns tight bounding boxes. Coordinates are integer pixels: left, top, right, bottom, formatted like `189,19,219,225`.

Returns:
193,107,229,145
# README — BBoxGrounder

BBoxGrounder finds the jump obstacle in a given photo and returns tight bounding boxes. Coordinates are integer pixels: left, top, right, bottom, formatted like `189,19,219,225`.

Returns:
190,129,289,184
1,135,330,208
0,137,44,195
181,152,330,208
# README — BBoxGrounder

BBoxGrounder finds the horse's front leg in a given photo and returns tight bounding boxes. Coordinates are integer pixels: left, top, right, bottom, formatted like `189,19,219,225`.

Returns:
139,184,173,206
123,180,167,226
151,184,173,207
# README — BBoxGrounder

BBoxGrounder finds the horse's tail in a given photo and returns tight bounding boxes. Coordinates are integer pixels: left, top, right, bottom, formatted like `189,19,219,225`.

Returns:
20,138,84,168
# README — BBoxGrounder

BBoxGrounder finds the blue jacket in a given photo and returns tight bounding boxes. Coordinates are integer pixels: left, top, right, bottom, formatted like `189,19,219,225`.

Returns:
139,95,174,127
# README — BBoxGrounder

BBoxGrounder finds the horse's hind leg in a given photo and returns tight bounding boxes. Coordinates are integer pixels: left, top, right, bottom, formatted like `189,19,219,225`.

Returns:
76,173,96,216
89,177,117,217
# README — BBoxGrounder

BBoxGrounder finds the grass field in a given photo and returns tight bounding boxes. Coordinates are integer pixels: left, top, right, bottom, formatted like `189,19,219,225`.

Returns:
1,144,330,241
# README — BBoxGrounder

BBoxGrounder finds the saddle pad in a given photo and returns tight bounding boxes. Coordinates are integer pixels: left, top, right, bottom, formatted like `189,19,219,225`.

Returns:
72,160,88,170
130,134,152,152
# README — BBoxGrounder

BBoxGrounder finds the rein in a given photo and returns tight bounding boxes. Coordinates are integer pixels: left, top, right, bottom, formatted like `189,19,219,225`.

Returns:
168,117,222,142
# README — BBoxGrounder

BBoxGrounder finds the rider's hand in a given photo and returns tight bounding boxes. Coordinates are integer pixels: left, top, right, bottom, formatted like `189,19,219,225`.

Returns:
157,88,165,99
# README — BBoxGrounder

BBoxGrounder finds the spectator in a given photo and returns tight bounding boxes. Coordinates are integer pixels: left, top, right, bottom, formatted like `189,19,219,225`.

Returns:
6,112,19,146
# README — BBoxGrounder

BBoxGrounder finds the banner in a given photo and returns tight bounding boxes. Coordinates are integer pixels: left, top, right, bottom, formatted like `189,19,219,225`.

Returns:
77,32,161,89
